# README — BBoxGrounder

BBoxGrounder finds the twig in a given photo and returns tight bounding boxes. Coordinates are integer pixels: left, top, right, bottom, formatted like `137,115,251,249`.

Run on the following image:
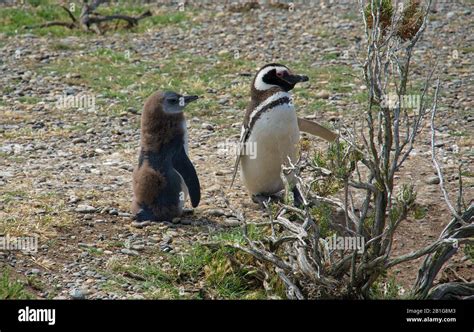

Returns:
429,79,463,221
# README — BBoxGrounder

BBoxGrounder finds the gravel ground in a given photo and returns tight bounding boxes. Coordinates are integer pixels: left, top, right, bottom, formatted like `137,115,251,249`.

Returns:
0,1,472,299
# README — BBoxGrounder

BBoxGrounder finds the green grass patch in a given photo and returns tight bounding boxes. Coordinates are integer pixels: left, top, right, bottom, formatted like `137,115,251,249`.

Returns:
448,130,467,137
104,231,269,299
0,190,28,205
464,244,474,263
311,203,335,238
0,2,192,37
412,204,427,220
40,49,255,118
370,274,406,299
18,96,42,104
0,270,33,299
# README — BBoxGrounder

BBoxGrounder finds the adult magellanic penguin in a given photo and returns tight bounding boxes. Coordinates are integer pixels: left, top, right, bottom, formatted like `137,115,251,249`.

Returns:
131,91,200,222
231,63,309,205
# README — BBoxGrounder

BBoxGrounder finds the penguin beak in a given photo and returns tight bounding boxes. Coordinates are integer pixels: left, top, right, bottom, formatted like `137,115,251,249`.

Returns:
283,73,309,85
183,95,199,104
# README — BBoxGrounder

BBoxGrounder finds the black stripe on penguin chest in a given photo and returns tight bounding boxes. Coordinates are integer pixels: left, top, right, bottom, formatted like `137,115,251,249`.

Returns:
245,96,292,142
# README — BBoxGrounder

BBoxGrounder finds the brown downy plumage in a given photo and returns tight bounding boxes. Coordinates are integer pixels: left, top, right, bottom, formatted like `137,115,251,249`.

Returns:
131,91,200,222
139,92,185,153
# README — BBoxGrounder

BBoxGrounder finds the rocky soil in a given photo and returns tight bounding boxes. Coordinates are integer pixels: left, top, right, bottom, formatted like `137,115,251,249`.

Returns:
0,1,472,299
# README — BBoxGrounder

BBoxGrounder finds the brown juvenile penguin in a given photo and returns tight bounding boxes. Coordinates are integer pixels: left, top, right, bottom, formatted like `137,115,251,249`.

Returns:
131,91,200,221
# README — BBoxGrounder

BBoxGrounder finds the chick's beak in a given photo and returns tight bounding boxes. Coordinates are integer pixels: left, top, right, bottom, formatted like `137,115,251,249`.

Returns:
183,95,199,104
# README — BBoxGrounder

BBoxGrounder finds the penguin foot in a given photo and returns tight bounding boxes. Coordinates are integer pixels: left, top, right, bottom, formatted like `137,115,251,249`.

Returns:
292,187,304,208
251,194,281,208
134,207,155,222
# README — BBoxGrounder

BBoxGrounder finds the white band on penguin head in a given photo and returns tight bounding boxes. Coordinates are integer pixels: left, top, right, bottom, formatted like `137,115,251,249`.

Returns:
254,65,288,91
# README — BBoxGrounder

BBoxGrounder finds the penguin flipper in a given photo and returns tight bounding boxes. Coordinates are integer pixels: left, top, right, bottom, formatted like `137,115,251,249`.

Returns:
297,117,338,142
173,146,201,208
230,126,249,188
230,153,241,189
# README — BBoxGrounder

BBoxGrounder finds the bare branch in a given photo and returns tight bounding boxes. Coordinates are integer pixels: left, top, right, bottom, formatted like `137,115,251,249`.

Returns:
429,79,463,221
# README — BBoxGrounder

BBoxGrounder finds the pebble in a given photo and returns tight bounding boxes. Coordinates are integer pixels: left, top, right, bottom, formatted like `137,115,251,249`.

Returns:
160,244,173,253
224,218,241,226
426,176,440,185
207,209,225,217
70,289,86,300
120,249,140,256
162,236,172,245
201,123,214,131
108,208,119,215
315,90,330,99
75,205,97,213
72,137,87,144
131,221,151,228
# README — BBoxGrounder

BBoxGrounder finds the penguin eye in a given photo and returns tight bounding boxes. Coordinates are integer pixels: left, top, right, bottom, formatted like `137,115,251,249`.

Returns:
276,71,285,78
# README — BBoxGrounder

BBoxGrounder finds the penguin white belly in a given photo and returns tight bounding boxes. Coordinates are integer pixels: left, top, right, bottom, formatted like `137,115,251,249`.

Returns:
182,119,189,155
241,105,300,195
175,171,188,213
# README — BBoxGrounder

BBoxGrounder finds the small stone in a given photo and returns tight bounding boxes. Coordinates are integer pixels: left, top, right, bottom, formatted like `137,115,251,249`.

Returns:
161,235,172,245
315,90,330,99
0,171,13,178
120,248,139,256
224,218,241,226
68,196,80,204
108,209,119,216
201,123,214,131
70,289,86,300
30,268,41,275
171,217,181,224
426,176,440,185
207,208,225,217
75,205,96,213
218,98,229,105
160,244,173,253
131,221,151,228
72,137,87,144
78,243,96,248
